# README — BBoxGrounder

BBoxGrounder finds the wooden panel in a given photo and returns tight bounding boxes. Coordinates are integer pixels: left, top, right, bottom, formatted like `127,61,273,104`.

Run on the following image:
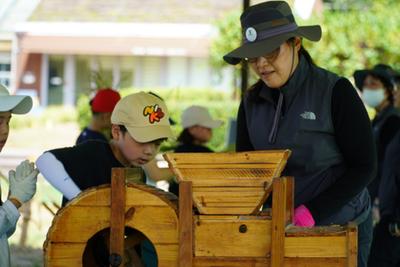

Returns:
194,257,269,267
194,216,271,257
172,164,279,185
179,181,193,267
271,178,287,267
153,243,179,267
45,184,180,267
110,168,126,261
48,206,177,243
176,163,278,169
71,185,177,209
346,223,358,267
163,150,291,216
193,257,346,267
285,257,346,267
45,242,85,259
124,206,179,243
193,186,268,215
188,179,272,187
164,150,291,165
45,243,179,267
284,236,347,257
195,206,262,215
45,258,82,267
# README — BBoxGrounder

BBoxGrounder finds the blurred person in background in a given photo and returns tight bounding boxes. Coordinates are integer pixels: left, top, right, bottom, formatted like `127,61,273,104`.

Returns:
169,105,222,196
0,84,38,267
76,88,121,144
226,2,376,266
393,73,400,109
367,70,400,266
368,129,400,267
354,64,400,222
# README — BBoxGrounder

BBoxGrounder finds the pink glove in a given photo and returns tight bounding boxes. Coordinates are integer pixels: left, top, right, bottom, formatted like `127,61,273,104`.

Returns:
294,205,315,227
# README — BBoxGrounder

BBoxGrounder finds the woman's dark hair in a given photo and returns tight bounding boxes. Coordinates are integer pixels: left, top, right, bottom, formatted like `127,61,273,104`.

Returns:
177,128,195,144
248,37,315,95
287,37,315,66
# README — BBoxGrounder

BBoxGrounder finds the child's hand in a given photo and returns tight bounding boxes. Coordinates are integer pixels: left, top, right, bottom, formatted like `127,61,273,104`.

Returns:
8,160,38,204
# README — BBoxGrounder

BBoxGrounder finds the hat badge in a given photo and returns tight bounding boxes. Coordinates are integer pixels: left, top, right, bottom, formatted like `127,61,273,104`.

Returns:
245,27,257,42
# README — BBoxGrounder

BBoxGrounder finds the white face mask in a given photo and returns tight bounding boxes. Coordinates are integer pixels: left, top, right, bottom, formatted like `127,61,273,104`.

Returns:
362,88,385,108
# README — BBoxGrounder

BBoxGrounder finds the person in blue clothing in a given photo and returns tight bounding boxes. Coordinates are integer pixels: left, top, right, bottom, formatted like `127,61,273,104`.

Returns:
224,2,376,267
0,84,38,267
76,88,121,144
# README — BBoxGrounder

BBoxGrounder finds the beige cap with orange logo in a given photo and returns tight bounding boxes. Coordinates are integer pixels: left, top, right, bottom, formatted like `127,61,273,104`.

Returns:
111,91,174,142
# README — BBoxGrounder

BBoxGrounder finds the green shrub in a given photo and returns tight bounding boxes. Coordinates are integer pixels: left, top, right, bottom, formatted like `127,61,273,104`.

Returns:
10,106,77,129
75,87,240,152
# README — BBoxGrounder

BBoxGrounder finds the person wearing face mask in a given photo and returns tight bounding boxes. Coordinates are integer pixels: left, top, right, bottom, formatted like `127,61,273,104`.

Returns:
353,64,400,212
224,2,376,266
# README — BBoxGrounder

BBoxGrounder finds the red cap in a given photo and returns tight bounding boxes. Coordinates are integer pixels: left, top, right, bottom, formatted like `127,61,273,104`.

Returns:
91,88,121,113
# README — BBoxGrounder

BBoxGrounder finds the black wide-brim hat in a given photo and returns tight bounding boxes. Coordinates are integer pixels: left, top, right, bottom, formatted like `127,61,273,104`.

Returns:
223,1,322,65
353,64,395,91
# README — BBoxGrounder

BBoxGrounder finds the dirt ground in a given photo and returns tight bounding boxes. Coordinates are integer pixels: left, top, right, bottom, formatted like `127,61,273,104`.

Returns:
9,244,43,267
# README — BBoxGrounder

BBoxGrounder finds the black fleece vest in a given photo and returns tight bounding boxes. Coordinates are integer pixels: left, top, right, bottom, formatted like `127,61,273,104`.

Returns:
244,57,370,225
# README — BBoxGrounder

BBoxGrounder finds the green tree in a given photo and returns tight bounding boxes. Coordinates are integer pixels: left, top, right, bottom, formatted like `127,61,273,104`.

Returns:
210,0,400,88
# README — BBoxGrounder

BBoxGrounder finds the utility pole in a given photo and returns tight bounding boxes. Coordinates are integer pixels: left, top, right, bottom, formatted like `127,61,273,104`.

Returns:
241,0,250,97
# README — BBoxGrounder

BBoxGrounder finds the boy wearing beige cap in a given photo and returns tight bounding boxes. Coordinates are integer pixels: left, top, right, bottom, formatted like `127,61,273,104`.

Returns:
0,84,38,267
36,91,174,205
36,91,173,266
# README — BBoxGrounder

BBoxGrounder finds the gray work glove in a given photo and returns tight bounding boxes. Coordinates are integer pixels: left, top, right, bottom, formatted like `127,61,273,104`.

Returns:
9,160,38,204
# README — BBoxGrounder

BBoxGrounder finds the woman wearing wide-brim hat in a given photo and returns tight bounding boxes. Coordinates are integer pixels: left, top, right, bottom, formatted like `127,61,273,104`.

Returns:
225,2,376,266
353,64,400,203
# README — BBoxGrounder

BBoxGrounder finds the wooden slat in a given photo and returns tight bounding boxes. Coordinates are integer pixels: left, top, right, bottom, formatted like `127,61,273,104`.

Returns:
285,225,347,236
285,177,294,224
71,184,177,209
179,181,193,267
45,242,86,259
175,163,278,169
284,258,346,267
284,236,347,257
271,178,287,267
193,257,346,267
186,178,271,187
45,258,83,267
164,150,290,165
178,168,276,179
196,207,260,215
346,223,357,267
110,168,126,263
194,217,271,257
194,257,269,266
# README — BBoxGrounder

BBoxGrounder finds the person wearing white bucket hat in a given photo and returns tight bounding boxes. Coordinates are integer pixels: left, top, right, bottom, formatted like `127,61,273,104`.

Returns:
169,105,223,197
229,2,376,266
176,105,223,153
0,84,38,267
